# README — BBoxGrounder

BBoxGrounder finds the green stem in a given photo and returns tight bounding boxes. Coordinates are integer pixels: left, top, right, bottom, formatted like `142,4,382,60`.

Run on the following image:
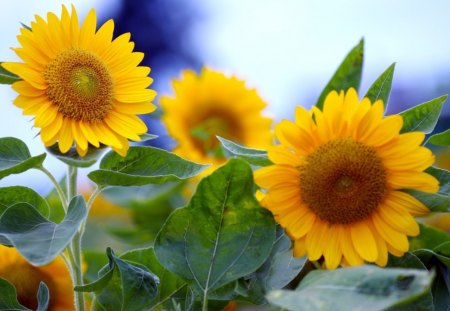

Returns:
202,291,208,311
38,166,68,211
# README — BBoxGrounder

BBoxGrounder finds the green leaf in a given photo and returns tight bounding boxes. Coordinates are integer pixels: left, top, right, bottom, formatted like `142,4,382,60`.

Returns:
431,263,450,311
405,190,450,212
426,166,450,195
315,39,364,110
410,224,450,268
121,247,188,310
88,146,208,187
46,144,107,168
217,136,272,166
399,95,447,134
364,63,395,110
0,64,20,84
0,186,49,218
427,128,450,146
0,278,28,310
76,247,159,311
154,159,276,299
36,282,50,311
0,137,46,180
0,196,87,266
139,133,158,142
267,266,434,311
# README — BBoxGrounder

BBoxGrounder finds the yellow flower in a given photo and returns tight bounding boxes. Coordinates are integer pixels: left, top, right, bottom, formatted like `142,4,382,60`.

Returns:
2,5,156,156
255,88,439,269
161,68,272,173
0,245,74,310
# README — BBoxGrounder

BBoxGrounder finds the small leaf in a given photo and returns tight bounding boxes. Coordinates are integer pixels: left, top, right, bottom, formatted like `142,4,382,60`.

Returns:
0,137,46,180
0,64,20,84
88,146,208,187
36,282,50,311
267,266,434,311
315,39,364,110
217,136,272,166
399,95,447,134
426,166,450,195
0,278,29,310
0,186,49,218
139,133,158,142
76,247,159,311
364,63,395,110
154,159,276,297
0,196,87,266
46,144,107,168
405,190,450,212
427,128,450,146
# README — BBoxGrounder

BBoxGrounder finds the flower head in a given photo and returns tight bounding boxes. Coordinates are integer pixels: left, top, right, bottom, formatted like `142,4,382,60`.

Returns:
2,5,156,156
255,88,439,269
0,245,74,310
161,68,272,172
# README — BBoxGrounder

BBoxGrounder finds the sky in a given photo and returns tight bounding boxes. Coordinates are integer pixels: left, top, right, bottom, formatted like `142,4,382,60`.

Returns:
1,0,449,191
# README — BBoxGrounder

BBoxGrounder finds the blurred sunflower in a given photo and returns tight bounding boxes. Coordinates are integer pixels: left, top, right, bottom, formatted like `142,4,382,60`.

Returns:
0,245,74,310
255,88,439,269
2,5,156,156
160,68,272,173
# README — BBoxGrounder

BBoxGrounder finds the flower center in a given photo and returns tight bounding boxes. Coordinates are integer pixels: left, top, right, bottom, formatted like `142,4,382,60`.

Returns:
1,262,55,310
44,48,114,122
298,137,388,224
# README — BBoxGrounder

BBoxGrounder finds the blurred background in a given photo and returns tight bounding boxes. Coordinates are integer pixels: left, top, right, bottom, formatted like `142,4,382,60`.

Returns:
1,0,450,191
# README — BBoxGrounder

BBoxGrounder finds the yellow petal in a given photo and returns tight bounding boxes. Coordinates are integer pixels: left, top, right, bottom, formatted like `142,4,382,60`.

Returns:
350,221,378,262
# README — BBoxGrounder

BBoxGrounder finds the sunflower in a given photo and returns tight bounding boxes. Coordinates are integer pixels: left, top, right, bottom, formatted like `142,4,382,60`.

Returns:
2,5,156,156
160,68,272,172
0,245,74,310
255,88,439,269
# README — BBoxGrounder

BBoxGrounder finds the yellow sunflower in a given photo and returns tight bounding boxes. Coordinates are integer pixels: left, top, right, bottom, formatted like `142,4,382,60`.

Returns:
255,88,439,269
160,67,272,172
0,245,74,310
2,5,156,156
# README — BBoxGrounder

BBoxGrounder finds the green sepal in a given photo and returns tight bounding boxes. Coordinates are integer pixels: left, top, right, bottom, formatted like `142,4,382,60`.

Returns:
315,39,364,110
46,144,107,168
217,136,272,166
364,63,395,110
0,137,46,180
399,95,447,134
427,128,450,146
0,64,20,84
88,146,208,187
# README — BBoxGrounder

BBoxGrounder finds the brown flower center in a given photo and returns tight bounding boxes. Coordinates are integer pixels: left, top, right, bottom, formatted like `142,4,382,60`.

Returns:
44,48,114,122
298,137,388,224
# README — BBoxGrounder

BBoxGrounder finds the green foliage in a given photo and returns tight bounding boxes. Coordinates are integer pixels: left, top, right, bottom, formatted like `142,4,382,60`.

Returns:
364,63,395,110
76,247,159,311
399,95,447,134
0,64,20,84
266,266,434,311
0,196,87,266
88,146,208,187
217,136,272,166
0,137,46,180
426,166,450,195
315,39,364,110
154,159,276,306
0,186,49,217
427,129,450,146
410,224,450,268
0,279,49,311
406,189,450,212
46,144,108,168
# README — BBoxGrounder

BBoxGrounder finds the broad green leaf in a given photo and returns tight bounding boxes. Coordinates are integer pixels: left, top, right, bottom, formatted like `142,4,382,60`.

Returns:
36,282,50,311
267,266,434,311
364,63,395,110
154,159,276,299
88,146,208,187
0,196,87,266
0,278,28,310
399,95,447,134
410,224,450,267
0,186,49,217
217,136,272,166
0,137,46,180
431,263,450,311
427,128,450,146
46,144,107,168
0,64,20,84
405,190,450,212
121,247,188,310
315,39,364,110
426,166,450,195
76,247,159,311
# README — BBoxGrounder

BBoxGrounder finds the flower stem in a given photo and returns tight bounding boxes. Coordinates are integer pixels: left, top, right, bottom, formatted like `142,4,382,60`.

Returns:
38,165,68,211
